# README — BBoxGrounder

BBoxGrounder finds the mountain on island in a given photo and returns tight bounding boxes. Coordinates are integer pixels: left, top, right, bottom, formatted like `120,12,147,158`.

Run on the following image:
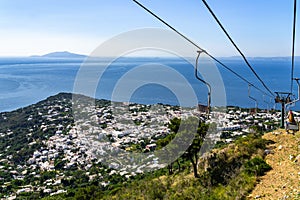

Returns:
33,51,87,58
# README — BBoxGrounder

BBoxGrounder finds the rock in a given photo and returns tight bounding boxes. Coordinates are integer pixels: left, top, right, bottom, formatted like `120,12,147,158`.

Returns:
264,149,273,155
273,131,281,135
289,155,295,161
294,154,300,163
282,195,289,199
293,189,298,192
278,145,283,150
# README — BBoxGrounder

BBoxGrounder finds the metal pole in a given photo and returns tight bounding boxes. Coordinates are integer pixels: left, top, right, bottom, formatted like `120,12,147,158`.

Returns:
281,102,285,128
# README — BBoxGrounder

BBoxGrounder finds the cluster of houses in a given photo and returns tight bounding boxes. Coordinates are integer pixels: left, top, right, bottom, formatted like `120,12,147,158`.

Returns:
0,93,287,199
209,108,281,143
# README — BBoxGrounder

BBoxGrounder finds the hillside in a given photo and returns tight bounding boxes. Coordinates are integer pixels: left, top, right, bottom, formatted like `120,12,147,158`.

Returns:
91,133,272,200
248,130,300,199
94,130,300,200
0,92,284,199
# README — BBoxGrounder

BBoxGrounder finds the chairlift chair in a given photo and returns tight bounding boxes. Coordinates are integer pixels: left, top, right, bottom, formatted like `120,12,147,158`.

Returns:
284,78,300,132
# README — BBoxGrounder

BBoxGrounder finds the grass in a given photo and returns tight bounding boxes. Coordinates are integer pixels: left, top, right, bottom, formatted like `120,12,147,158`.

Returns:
96,134,271,200
248,129,300,199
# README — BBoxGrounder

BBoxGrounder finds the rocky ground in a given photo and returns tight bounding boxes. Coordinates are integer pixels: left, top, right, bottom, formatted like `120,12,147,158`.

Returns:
248,129,300,200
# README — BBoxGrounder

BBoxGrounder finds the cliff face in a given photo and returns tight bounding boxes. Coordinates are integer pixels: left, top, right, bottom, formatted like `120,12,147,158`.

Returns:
248,130,300,199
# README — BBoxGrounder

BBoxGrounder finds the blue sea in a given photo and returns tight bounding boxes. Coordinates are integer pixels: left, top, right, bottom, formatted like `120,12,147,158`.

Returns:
0,56,299,112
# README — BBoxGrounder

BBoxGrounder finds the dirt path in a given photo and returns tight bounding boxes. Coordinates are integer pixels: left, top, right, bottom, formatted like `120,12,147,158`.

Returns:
248,130,300,200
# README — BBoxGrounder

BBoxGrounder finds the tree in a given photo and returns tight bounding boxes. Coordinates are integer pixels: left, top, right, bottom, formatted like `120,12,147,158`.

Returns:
170,117,212,178
161,117,216,178
168,117,181,133
156,133,176,174
184,120,208,178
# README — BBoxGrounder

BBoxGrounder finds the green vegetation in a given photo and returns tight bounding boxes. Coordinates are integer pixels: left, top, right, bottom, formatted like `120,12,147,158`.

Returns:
0,93,274,199
44,130,271,199
244,157,272,176
97,134,270,200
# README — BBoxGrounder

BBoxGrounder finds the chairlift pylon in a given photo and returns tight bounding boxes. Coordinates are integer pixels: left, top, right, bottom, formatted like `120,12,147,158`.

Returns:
274,92,292,128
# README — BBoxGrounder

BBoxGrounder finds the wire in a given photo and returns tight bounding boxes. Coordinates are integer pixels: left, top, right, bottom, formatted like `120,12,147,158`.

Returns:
207,53,273,98
132,0,274,98
132,0,205,52
291,0,297,93
201,0,274,97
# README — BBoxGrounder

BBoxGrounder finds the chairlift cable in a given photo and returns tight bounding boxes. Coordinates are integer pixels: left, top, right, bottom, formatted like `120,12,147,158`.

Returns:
291,0,297,93
132,0,274,98
201,0,275,97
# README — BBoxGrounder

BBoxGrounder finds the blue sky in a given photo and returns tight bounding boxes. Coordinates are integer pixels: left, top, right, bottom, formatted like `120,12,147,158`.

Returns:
0,0,298,57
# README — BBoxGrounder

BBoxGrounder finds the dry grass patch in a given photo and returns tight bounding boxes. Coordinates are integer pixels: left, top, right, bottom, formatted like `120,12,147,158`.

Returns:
248,130,300,199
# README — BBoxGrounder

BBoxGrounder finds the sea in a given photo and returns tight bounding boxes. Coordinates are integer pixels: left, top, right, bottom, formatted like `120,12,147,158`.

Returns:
0,56,299,112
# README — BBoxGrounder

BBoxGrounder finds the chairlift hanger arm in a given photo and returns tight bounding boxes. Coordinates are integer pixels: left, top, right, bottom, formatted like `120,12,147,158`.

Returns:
195,51,211,113
195,50,211,93
248,84,258,108
263,95,268,104
263,95,270,109
286,78,300,106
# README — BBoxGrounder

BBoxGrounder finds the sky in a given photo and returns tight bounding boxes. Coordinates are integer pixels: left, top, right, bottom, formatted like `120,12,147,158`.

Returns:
0,0,298,57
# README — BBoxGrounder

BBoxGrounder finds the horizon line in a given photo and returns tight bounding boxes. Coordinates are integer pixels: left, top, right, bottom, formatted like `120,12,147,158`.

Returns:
1,51,300,59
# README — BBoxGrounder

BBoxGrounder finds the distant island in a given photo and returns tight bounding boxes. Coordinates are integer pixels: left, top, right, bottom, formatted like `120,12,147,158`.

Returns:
29,52,300,60
26,49,300,61
31,51,87,58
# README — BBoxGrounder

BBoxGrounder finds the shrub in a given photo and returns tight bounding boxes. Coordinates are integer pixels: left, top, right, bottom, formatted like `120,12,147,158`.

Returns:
244,157,272,176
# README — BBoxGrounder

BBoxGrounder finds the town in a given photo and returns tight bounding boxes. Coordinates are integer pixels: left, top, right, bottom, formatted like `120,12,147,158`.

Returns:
0,93,287,199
